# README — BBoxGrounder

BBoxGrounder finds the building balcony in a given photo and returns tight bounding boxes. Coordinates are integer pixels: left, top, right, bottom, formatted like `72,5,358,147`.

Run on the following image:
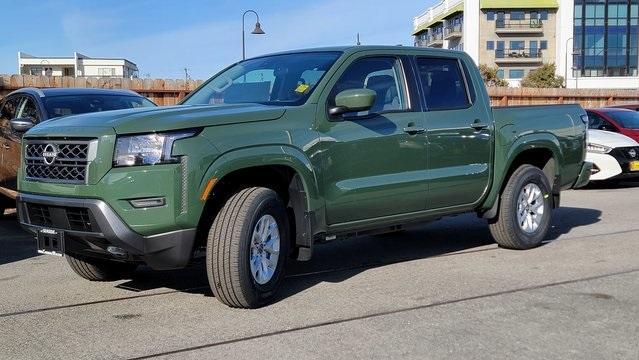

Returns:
495,20,543,35
444,25,463,40
495,49,543,64
427,33,444,47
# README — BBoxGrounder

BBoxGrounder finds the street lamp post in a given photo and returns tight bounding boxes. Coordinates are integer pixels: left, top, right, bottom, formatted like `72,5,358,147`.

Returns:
242,10,265,60
565,37,573,88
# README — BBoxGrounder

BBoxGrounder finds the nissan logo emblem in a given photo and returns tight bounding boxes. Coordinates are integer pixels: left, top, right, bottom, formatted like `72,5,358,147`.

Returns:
42,144,59,166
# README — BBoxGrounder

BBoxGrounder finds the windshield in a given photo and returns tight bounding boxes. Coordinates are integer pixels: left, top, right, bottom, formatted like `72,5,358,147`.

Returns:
183,52,341,106
607,110,639,129
44,95,155,118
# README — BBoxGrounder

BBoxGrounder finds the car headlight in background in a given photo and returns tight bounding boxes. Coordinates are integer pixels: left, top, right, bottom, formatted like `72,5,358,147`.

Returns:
586,143,612,154
114,130,199,166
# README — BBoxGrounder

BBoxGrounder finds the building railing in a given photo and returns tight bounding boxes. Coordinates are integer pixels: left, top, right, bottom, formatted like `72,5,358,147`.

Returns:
444,24,463,37
496,19,543,30
428,33,444,45
496,48,543,59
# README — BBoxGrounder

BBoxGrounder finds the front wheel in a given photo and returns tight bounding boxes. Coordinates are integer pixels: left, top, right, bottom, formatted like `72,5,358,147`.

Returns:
66,254,138,281
489,165,553,250
206,187,290,308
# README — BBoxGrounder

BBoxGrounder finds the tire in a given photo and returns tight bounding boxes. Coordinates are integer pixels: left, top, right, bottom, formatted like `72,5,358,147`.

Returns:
489,165,553,250
206,187,290,308
66,253,138,281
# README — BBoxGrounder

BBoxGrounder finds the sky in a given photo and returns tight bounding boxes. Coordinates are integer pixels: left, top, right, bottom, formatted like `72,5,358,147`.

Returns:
0,0,434,79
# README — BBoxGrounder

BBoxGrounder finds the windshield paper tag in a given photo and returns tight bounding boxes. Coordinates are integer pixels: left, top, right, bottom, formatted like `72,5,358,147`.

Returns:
295,84,310,93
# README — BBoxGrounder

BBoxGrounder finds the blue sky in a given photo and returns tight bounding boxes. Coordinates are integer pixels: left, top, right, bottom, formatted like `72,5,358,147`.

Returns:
1,0,433,79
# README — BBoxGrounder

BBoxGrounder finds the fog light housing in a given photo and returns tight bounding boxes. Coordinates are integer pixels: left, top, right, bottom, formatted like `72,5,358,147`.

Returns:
129,197,166,208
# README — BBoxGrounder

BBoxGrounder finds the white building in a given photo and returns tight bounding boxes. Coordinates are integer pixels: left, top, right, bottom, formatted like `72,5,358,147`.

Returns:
18,52,139,78
414,0,639,89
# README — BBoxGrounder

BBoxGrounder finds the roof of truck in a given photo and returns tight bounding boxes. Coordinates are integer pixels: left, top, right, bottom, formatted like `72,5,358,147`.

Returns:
256,45,465,57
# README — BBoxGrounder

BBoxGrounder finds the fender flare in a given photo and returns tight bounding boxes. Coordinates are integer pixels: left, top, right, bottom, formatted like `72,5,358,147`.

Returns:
198,145,321,211
482,132,564,213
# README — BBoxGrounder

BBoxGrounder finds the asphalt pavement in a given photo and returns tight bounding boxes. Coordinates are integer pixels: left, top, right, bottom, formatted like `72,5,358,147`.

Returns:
0,182,638,359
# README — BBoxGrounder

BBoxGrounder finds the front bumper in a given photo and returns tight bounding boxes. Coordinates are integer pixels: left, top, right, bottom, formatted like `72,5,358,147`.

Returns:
586,149,639,181
17,193,196,270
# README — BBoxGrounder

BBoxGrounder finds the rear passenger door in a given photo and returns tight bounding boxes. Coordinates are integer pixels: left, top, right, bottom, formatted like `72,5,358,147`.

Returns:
415,57,493,210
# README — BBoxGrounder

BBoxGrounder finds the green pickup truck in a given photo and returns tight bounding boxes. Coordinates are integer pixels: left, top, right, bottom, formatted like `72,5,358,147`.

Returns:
17,46,591,308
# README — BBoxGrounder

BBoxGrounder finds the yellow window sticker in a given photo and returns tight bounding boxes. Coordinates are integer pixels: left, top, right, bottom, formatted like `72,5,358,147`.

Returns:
295,84,310,93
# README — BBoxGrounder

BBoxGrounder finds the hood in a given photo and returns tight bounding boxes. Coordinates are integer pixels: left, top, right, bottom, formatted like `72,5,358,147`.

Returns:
588,129,639,148
28,103,287,136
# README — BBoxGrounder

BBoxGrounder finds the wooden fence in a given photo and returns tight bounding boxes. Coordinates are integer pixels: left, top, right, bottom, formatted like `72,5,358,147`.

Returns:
1,74,638,107
0,75,203,106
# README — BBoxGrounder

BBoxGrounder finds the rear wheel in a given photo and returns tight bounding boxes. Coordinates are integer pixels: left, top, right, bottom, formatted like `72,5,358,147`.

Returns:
66,253,138,281
206,187,290,308
489,165,553,249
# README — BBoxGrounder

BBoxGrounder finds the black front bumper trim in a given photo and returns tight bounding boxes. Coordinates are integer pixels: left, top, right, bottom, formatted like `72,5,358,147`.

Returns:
17,193,196,270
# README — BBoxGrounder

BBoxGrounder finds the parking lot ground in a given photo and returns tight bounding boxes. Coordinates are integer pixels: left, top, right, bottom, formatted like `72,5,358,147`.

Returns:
1,183,638,359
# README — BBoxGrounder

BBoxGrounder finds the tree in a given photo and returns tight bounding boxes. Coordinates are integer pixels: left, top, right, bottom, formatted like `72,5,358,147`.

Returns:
521,63,564,88
478,64,508,87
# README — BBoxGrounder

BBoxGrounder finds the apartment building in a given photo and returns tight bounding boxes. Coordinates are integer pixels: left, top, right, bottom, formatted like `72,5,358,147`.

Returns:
17,52,139,78
414,0,559,86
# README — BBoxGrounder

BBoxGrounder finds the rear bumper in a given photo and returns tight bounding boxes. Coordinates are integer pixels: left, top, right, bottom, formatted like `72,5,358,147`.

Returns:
16,193,196,270
572,161,593,189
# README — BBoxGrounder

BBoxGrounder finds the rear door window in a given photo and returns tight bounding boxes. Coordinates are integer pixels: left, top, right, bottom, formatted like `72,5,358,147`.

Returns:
415,58,470,111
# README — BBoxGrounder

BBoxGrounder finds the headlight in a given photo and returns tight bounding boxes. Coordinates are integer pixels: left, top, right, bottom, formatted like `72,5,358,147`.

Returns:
586,143,612,154
114,130,199,167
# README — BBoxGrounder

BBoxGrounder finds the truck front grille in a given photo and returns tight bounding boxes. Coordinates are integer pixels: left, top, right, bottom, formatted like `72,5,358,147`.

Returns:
24,141,92,184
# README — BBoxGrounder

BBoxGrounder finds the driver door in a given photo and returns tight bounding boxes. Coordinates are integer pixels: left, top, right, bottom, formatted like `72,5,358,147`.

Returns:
316,56,428,225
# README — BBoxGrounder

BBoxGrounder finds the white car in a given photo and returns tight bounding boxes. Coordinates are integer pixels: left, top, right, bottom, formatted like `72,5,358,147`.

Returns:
587,129,639,181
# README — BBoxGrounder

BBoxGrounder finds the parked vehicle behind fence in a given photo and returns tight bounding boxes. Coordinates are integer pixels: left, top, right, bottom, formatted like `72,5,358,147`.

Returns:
16,46,591,308
0,88,156,213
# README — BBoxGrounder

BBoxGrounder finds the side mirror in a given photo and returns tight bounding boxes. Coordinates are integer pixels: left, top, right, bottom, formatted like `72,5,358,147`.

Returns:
10,117,35,133
329,89,376,117
599,124,617,132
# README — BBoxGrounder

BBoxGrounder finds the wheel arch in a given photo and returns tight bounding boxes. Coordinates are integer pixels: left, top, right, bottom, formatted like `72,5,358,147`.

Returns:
481,133,563,218
196,145,321,260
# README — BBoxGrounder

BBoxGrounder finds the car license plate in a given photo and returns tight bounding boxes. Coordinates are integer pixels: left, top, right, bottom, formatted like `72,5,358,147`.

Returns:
630,161,639,172
37,228,64,256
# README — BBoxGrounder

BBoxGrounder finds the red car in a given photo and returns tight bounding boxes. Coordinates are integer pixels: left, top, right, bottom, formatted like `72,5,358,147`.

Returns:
586,108,639,143
610,104,639,111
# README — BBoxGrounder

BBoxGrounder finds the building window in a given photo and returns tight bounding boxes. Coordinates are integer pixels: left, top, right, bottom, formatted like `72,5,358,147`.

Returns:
574,0,639,77
487,41,494,50
487,11,495,20
29,67,42,76
540,10,549,20
509,69,525,79
98,68,116,76
510,11,525,20
540,40,548,50
496,69,505,79
510,41,525,50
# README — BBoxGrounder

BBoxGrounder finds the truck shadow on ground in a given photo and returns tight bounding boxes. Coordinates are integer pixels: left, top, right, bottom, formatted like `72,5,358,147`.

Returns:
114,206,602,303
0,212,42,266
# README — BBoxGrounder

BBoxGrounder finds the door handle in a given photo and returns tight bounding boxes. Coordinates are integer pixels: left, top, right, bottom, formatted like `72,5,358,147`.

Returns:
403,126,426,135
470,120,488,131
